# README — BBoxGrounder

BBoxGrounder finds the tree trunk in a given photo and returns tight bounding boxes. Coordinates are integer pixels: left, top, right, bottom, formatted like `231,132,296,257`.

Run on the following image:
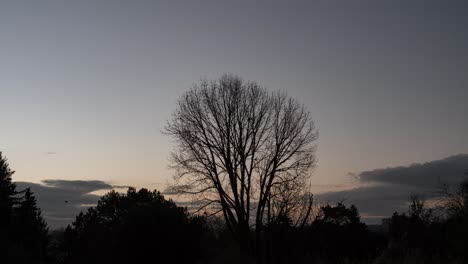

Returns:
255,223,264,264
239,223,254,264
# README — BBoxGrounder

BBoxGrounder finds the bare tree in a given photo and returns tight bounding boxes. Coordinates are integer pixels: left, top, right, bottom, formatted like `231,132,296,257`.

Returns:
438,171,468,217
267,181,314,228
165,74,318,261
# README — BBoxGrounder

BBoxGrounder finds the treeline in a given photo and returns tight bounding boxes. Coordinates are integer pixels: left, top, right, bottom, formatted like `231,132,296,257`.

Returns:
1,152,468,263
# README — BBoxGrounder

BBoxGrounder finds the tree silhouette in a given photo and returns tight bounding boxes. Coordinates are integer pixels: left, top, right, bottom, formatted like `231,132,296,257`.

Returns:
440,172,468,260
0,152,16,227
0,152,16,262
316,203,361,225
63,188,207,264
305,203,376,263
12,188,50,263
439,171,468,217
165,74,318,262
0,152,49,263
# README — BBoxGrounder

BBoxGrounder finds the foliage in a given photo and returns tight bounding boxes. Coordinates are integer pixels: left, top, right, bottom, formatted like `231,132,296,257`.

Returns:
63,188,207,264
305,203,383,263
0,152,49,264
0,152,16,227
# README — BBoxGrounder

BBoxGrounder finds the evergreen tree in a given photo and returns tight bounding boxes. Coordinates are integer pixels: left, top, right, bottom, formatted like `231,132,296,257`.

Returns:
0,152,17,259
0,152,49,263
12,188,49,263
0,152,16,226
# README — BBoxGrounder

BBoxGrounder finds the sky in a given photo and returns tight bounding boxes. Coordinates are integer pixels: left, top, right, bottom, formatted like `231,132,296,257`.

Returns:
1,0,467,227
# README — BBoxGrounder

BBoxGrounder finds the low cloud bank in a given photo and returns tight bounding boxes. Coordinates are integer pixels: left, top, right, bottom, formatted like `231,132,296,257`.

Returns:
16,180,127,228
316,154,468,224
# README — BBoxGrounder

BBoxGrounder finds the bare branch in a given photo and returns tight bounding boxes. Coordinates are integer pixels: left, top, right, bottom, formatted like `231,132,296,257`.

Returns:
165,74,318,241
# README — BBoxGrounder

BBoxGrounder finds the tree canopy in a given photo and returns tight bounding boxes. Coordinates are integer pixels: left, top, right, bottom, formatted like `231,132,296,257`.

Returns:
63,188,207,264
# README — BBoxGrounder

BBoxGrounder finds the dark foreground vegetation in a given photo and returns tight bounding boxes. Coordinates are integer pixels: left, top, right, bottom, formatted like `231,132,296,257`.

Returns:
1,152,468,263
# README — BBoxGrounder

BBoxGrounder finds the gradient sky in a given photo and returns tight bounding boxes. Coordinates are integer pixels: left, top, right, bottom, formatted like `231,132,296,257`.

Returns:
1,0,467,198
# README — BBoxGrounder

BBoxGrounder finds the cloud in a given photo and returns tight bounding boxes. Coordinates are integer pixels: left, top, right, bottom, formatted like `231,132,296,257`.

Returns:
41,179,115,193
358,154,468,187
162,184,193,195
16,180,127,229
315,183,437,224
316,154,468,224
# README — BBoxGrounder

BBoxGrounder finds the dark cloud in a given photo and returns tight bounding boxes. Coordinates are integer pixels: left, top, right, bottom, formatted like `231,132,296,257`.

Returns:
41,179,115,193
358,154,468,187
162,184,193,195
16,180,127,229
316,154,468,224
